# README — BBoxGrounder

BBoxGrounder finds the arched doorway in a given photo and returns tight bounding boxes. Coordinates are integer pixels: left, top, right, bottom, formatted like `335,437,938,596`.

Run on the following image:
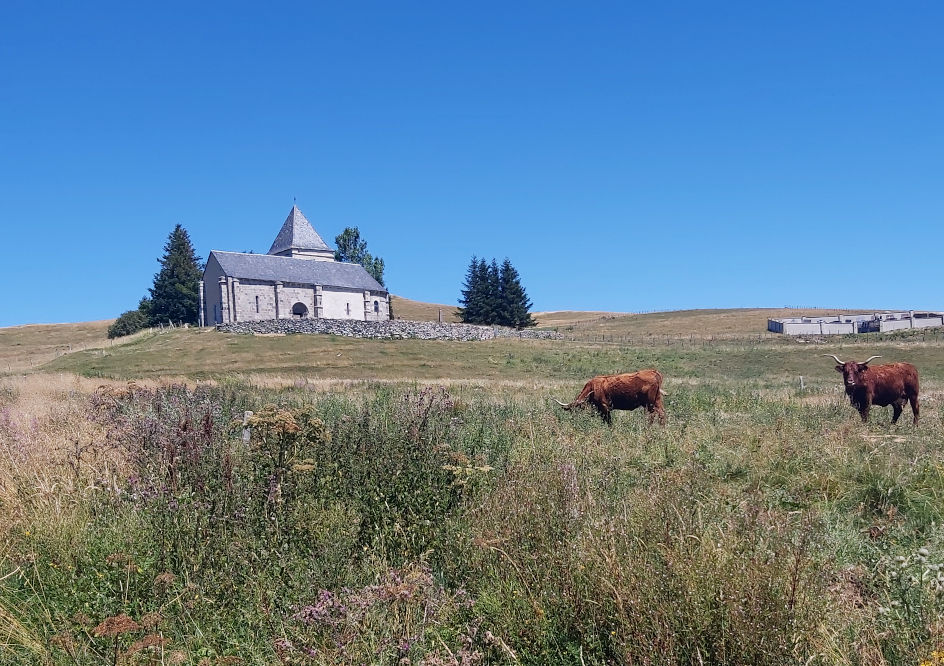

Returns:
292,302,309,318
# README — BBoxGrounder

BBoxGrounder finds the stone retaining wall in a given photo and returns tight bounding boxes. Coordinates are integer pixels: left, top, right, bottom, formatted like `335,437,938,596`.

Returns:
216,318,561,341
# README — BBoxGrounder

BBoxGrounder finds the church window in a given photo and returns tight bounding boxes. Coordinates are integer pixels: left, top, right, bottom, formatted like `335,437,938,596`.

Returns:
374,301,380,313
255,296,260,313
346,303,350,316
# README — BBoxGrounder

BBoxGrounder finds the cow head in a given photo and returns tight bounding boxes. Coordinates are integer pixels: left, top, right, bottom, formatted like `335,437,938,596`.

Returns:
823,354,882,388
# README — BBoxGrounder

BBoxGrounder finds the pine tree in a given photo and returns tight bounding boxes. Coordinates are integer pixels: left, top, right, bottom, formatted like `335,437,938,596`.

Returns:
485,258,502,325
334,227,385,286
498,258,537,329
148,224,202,326
457,255,483,323
458,255,536,327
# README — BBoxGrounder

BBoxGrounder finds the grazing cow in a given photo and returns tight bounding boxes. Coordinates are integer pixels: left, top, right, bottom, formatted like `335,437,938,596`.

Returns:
555,369,666,425
823,354,920,425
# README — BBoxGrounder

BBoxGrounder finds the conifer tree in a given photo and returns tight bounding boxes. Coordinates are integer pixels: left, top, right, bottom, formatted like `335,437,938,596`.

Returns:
458,255,536,327
485,258,502,325
148,224,202,326
457,255,484,323
498,258,537,329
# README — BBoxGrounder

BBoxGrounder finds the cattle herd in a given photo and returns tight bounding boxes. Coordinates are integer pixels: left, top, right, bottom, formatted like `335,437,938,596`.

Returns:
556,356,920,426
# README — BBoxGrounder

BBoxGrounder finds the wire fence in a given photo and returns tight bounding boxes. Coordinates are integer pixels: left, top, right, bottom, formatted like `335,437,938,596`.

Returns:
554,326,944,348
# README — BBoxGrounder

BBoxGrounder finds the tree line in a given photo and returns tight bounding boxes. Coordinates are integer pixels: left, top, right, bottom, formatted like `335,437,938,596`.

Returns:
457,256,536,329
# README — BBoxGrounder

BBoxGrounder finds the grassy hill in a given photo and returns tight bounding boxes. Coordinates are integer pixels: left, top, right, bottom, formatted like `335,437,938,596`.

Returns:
18,306,942,397
3,302,939,386
0,320,111,373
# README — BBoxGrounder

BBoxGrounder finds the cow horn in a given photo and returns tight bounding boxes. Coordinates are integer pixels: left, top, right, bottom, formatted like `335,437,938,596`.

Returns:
554,398,570,407
861,355,882,365
822,354,844,364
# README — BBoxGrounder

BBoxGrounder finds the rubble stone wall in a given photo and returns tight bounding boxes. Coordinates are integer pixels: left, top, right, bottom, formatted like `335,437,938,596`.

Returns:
217,318,561,341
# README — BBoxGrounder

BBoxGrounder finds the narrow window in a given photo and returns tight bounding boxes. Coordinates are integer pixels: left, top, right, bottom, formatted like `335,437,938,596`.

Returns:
374,300,379,313
346,303,350,316
255,295,260,313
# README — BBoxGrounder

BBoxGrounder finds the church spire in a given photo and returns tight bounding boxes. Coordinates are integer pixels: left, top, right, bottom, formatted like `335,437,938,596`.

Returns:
267,206,335,261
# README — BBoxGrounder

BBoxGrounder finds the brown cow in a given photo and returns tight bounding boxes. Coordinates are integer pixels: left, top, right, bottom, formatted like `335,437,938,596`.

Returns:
555,369,666,425
823,354,919,425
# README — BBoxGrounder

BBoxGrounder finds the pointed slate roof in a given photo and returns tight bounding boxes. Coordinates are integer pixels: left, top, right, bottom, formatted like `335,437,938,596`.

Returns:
210,251,386,292
267,206,333,256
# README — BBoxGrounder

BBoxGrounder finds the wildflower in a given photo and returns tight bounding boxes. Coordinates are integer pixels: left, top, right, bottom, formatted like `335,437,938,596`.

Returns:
93,614,140,637
126,634,169,655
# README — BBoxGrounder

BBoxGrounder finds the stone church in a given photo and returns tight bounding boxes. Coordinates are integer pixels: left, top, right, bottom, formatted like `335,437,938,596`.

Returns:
201,206,390,325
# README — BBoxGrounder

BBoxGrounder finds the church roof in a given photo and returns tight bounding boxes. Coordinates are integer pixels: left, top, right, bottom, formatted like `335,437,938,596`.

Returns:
209,251,386,292
267,206,333,255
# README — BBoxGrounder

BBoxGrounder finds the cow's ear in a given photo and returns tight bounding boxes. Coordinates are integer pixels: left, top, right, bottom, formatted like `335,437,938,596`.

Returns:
835,365,843,372
858,363,869,371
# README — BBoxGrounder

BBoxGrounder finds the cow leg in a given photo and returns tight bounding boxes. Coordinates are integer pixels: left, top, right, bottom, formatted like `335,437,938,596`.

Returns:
601,407,612,425
654,396,666,426
593,396,613,425
891,401,903,425
859,405,870,422
910,395,920,425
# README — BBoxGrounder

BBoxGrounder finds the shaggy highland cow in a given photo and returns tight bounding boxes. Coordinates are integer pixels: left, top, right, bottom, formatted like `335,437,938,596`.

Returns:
555,369,666,425
824,354,919,425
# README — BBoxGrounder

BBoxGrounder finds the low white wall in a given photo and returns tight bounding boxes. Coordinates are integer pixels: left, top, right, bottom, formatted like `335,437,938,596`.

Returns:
781,322,855,335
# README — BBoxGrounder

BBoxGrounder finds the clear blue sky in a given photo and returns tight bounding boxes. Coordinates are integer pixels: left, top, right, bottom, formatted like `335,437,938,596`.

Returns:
1,1,941,326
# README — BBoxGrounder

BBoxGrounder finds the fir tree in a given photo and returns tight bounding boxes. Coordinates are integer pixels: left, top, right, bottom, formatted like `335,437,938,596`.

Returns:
148,225,202,326
457,255,484,323
458,255,536,327
485,258,502,325
334,227,385,286
498,258,537,329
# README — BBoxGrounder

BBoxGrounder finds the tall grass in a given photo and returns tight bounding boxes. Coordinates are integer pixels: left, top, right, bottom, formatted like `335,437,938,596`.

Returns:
0,375,943,663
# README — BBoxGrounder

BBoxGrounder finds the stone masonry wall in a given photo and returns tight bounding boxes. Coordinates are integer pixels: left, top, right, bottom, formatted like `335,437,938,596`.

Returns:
217,318,561,341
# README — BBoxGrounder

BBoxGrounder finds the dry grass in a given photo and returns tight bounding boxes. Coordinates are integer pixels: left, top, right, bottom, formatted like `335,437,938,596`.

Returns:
0,373,194,535
389,295,462,323
531,310,630,327
549,307,887,337
0,321,112,373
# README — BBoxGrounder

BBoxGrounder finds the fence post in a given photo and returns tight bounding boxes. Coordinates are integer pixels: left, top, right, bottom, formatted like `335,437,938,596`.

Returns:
242,411,254,444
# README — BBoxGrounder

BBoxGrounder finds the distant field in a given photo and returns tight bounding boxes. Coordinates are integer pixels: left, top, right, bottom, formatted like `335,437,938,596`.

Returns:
389,295,462,323
546,307,883,338
0,320,111,373
5,304,939,389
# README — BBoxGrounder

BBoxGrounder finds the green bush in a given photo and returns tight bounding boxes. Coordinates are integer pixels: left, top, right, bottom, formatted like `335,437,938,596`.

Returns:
106,308,148,339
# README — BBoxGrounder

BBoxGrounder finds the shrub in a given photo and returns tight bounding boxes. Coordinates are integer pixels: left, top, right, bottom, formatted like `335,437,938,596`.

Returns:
106,308,149,339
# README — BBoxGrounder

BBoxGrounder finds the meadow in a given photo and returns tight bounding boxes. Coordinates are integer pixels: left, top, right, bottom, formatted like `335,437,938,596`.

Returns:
2,309,944,664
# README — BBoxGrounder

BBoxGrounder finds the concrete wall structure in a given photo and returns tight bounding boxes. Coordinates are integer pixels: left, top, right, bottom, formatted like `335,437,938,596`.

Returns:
769,311,944,335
